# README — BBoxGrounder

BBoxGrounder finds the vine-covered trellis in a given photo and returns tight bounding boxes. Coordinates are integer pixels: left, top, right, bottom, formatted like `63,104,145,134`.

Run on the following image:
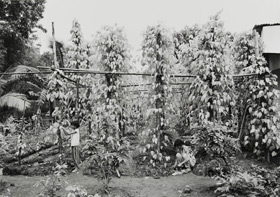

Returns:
1,16,280,171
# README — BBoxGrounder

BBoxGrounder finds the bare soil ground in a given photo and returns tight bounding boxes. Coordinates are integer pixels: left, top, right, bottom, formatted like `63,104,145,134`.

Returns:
0,172,217,197
0,130,217,197
2,128,277,197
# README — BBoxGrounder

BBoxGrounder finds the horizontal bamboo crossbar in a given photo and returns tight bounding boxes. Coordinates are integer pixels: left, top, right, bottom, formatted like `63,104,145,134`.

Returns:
0,66,260,79
0,71,52,75
38,66,198,78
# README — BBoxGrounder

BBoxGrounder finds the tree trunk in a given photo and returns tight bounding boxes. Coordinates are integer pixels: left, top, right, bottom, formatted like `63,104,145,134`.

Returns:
238,105,249,140
57,128,63,154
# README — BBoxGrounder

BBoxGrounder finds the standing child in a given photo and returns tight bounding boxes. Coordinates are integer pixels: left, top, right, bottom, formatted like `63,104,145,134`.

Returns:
60,120,80,172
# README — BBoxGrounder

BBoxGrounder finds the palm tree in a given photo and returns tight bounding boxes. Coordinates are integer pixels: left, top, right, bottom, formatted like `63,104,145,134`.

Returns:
0,65,46,120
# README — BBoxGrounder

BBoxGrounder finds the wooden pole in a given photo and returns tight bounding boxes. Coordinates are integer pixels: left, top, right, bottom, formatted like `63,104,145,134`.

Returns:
18,100,26,165
51,22,62,155
52,22,58,69
37,66,259,78
0,71,52,75
76,79,80,121
57,127,63,154
50,22,58,121
254,29,260,57
37,66,197,78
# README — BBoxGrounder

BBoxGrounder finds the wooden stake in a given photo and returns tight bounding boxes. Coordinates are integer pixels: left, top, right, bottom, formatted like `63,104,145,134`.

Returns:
52,22,58,68
18,100,26,165
76,79,80,121
254,29,260,57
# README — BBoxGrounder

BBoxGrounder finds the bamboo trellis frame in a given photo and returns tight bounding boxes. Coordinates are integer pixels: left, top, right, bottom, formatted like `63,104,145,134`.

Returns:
0,67,260,95
0,66,260,95
0,63,260,94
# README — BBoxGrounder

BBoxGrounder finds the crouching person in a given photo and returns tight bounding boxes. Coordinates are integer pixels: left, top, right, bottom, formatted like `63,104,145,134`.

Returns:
172,139,196,174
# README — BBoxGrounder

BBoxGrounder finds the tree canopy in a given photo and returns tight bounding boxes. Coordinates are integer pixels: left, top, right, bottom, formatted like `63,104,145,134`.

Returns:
0,0,46,71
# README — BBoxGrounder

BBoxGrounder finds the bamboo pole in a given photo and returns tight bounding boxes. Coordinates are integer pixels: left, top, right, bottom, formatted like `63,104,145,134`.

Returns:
1,67,260,78
76,79,80,121
0,71,52,75
50,22,57,122
52,22,58,69
37,66,197,78
37,66,259,78
57,127,63,154
18,100,26,165
121,82,192,87
254,29,260,57
121,83,152,87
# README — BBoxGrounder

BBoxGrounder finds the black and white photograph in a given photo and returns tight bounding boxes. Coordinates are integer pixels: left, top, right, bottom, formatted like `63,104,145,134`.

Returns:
0,0,280,196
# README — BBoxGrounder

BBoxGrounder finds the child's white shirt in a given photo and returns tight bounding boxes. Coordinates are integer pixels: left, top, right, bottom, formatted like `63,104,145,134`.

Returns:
71,128,80,146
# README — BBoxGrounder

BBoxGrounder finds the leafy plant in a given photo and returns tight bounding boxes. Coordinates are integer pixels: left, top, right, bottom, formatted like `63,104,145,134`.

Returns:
0,180,9,194
82,134,130,193
65,185,88,197
46,69,70,153
231,30,280,160
0,65,45,122
242,57,280,160
215,165,280,197
34,174,62,197
91,24,131,139
0,0,46,70
234,45,280,161
184,13,234,126
191,123,240,177
140,24,176,168
81,25,131,193
173,24,201,66
34,163,68,197
64,19,92,123
232,31,264,74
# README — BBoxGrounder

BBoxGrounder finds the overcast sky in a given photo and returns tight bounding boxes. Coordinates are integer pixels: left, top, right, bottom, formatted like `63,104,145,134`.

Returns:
36,0,280,53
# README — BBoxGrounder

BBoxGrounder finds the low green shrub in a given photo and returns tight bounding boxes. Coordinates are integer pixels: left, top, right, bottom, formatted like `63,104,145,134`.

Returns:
215,165,280,197
191,123,240,177
82,134,130,193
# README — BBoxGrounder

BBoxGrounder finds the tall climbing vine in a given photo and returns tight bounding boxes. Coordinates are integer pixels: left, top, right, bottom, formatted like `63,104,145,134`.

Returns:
46,69,69,153
64,19,92,123
91,25,131,139
46,20,92,153
83,25,131,190
233,30,280,160
182,14,234,126
140,24,175,167
173,24,201,68
232,31,264,140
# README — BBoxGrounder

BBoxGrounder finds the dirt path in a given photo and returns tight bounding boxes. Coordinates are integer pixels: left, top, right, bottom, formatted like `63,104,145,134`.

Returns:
0,172,216,197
